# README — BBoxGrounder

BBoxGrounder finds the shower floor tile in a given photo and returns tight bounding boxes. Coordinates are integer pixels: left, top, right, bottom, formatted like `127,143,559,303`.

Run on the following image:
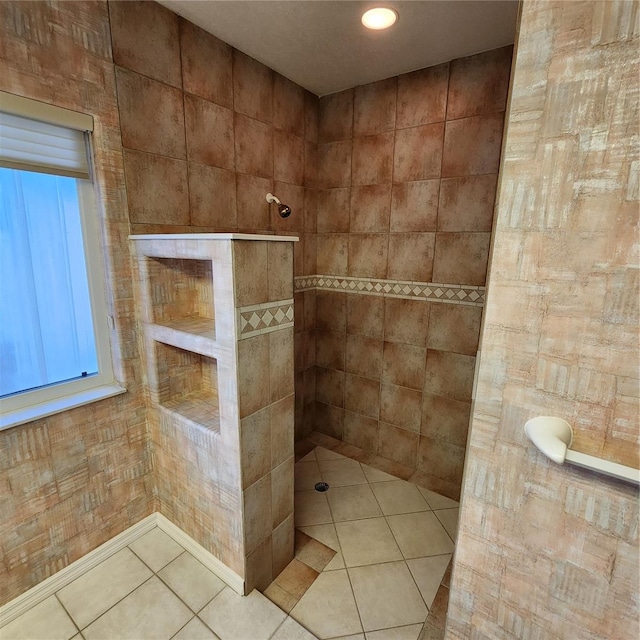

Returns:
1,527,317,640
287,442,459,640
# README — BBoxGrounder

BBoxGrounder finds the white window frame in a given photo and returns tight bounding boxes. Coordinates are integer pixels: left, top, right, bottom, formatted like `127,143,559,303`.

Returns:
0,94,125,430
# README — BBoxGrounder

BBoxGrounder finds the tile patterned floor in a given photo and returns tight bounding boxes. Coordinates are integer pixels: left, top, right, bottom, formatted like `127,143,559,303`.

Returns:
0,527,316,640
283,446,459,640
0,444,458,640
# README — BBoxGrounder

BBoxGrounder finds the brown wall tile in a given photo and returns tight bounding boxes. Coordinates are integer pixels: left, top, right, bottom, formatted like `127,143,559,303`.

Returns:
423,350,475,403
350,185,392,233
274,130,305,185
124,150,189,225
270,328,295,403
318,140,352,188
346,335,383,380
233,50,273,124
271,395,295,468
116,67,186,158
344,411,379,452
272,457,294,528
390,180,439,232
421,393,470,448
352,132,394,185
393,123,444,183
109,0,181,87
319,89,353,142
180,19,233,108
274,73,305,137
315,330,346,370
304,188,318,232
234,241,268,307
268,242,294,301
305,91,319,143
185,94,235,170
348,234,388,278
437,175,497,232
382,342,426,391
234,113,273,179
317,189,350,233
417,436,465,485
346,294,384,339
397,63,449,128
427,304,482,355
354,77,397,136
384,298,430,347
238,334,270,418
432,232,491,285
189,164,236,228
316,367,345,407
344,374,380,419
378,423,419,468
447,46,513,120
271,182,304,234
243,474,272,554
387,233,435,281
316,291,347,332
314,402,345,439
442,113,504,177
241,407,271,489
380,383,422,432
236,174,272,231
317,234,348,275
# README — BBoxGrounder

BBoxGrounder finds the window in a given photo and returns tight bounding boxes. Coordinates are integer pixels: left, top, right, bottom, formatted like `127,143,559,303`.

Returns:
0,92,124,430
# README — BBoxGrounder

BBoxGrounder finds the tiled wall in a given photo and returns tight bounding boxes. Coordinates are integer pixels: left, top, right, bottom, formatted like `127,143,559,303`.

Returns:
448,0,639,637
311,47,513,499
109,0,318,448
0,1,154,605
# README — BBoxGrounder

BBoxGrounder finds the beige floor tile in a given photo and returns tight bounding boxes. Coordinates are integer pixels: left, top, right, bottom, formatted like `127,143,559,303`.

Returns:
298,449,317,463
0,596,77,640
348,562,427,632
314,447,346,461
57,548,152,629
406,555,452,609
290,570,362,639
365,623,423,639
434,509,459,540
264,583,299,613
295,530,336,572
387,512,454,559
416,487,459,510
361,465,397,483
329,636,365,640
129,527,185,572
295,490,333,526
336,518,402,567
275,559,319,599
158,552,226,612
83,576,191,640
295,461,324,492
199,588,286,640
172,617,220,640
271,616,318,640
370,481,430,516
318,458,367,487
327,484,383,522
299,523,345,570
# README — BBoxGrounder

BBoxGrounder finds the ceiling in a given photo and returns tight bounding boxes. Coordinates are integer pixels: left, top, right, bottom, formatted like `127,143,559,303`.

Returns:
158,0,519,96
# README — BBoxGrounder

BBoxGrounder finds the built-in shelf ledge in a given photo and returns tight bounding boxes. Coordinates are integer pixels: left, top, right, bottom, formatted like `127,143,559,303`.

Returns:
149,318,221,359
161,389,221,434
525,416,640,486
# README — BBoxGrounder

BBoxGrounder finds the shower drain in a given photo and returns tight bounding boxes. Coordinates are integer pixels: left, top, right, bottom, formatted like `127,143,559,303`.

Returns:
315,482,330,492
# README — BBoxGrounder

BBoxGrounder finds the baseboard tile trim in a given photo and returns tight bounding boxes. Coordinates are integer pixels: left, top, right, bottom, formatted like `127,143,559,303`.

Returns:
156,514,245,596
0,513,245,627
0,513,158,627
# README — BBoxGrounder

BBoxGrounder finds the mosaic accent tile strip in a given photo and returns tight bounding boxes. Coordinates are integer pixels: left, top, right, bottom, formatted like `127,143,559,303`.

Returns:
237,299,295,339
294,275,485,306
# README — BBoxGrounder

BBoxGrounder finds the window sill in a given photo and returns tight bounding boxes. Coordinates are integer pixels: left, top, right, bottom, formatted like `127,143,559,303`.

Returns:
0,384,127,431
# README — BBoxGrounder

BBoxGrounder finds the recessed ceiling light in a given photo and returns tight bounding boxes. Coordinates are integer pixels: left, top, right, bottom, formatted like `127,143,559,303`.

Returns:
362,7,398,30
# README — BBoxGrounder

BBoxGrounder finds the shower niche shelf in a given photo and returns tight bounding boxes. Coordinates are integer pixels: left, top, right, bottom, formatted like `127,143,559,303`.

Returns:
130,232,298,595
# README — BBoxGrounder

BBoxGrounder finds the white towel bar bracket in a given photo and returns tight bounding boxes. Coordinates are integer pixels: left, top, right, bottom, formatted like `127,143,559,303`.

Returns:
524,416,640,486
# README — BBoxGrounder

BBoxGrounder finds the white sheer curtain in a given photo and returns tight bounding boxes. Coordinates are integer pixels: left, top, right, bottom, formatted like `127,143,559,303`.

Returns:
0,167,98,397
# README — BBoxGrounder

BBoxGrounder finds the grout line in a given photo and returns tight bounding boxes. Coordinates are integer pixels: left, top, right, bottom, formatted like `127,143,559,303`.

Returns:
53,592,81,636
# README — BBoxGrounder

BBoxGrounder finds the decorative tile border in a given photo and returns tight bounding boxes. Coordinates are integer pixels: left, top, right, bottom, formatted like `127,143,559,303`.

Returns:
237,299,294,339
294,275,485,306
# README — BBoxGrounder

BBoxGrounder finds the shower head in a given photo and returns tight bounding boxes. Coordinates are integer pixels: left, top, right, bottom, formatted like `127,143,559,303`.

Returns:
266,193,292,218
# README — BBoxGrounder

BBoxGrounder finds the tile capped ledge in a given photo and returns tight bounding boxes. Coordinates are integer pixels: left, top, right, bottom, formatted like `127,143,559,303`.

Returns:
128,233,299,242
